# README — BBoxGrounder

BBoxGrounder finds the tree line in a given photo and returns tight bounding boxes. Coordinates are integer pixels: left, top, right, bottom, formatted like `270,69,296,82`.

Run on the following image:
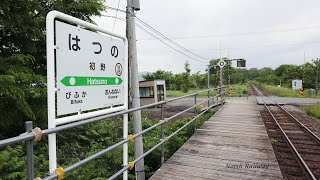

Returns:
143,60,320,92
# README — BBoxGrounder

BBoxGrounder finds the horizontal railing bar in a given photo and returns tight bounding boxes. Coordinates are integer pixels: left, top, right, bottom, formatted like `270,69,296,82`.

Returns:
166,87,224,103
0,88,224,147
44,89,221,136
165,97,214,122
196,89,213,94
0,100,162,147
0,95,222,152
133,120,165,139
43,138,130,180
167,103,213,140
167,92,198,102
1,89,225,180
133,137,163,164
107,165,130,180
108,100,221,180
133,97,214,139
42,101,165,135
0,133,35,148
43,96,224,179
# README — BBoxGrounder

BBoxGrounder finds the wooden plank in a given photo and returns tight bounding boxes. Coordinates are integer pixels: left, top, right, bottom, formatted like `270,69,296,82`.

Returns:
150,99,283,180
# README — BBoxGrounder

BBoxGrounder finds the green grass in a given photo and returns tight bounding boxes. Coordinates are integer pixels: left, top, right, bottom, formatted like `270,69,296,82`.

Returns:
302,103,320,120
0,110,214,180
226,84,248,97
261,84,319,98
262,84,301,97
167,84,249,98
166,89,195,97
166,89,211,97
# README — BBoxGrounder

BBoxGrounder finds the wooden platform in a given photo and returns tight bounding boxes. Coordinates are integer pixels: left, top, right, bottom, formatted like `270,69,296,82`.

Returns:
150,99,283,180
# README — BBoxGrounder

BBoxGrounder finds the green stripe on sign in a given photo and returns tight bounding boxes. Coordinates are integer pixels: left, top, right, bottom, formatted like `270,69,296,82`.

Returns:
60,76,123,86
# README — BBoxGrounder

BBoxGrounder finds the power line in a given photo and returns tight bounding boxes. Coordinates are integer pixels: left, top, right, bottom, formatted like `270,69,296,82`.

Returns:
112,0,122,32
203,41,320,51
101,14,125,21
139,25,320,40
100,5,210,63
135,23,208,63
134,16,210,61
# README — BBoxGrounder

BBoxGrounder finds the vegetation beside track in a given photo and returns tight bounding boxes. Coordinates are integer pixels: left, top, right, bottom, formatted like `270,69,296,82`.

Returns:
302,103,320,120
0,110,213,179
256,83,319,98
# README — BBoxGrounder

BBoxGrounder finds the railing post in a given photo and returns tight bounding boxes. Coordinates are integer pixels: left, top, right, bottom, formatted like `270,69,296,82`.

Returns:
212,87,215,106
160,103,165,166
220,86,223,108
25,121,34,180
207,90,210,108
217,88,221,107
247,86,249,100
194,93,197,132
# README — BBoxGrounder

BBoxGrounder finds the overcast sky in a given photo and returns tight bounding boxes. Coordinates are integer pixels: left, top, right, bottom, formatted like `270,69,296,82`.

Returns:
92,0,320,74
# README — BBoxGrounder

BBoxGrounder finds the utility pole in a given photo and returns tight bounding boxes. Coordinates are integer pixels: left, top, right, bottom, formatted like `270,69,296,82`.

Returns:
303,51,305,87
207,68,210,89
126,0,145,179
316,58,319,96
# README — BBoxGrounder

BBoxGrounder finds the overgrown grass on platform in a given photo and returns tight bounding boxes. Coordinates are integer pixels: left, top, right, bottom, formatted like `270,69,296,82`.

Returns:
302,103,320,120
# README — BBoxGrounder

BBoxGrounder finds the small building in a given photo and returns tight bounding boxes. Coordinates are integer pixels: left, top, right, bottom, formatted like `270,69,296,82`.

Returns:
139,80,166,106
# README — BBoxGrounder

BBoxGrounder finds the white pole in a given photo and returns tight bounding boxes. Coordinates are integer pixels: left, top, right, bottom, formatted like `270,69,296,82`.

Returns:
123,113,128,180
123,38,129,180
46,12,57,173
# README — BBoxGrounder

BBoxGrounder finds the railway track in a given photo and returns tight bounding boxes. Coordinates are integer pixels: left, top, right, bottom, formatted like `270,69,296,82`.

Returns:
251,84,320,180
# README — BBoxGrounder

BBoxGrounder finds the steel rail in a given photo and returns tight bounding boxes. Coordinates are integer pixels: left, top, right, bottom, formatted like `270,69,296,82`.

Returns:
277,105,320,144
252,83,320,143
252,83,316,180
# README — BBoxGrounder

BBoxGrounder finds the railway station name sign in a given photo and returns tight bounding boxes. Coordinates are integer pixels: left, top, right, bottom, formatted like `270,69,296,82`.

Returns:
54,20,126,116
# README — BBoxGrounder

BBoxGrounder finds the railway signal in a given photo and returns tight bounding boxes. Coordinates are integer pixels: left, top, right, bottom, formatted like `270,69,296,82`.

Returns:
299,87,304,96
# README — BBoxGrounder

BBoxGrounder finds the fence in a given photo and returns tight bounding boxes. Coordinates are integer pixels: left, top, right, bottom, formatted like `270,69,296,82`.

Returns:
0,87,225,180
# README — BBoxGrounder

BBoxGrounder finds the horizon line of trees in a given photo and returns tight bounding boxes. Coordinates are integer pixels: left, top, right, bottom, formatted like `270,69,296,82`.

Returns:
143,60,320,91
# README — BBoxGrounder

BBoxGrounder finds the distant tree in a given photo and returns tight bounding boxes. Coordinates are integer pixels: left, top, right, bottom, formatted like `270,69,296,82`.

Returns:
181,61,191,92
275,64,302,87
142,70,175,89
303,62,316,88
191,71,207,89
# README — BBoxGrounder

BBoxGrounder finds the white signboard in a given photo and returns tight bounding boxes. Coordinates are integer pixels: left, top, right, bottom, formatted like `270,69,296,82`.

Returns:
55,21,126,115
156,80,165,85
218,59,226,68
292,79,302,91
47,11,128,174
